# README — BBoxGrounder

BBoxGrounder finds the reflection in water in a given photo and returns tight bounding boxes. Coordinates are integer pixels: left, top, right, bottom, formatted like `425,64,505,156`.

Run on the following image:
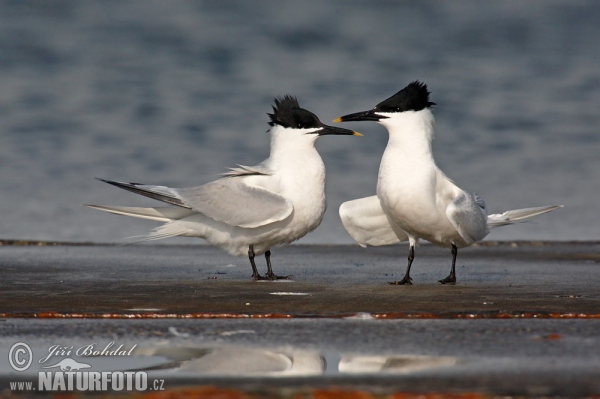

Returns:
134,346,325,376
134,346,457,377
339,355,457,374
3,2,594,243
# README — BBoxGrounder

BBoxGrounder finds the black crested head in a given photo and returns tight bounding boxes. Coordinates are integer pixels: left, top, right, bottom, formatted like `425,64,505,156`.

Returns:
374,81,435,113
268,95,323,129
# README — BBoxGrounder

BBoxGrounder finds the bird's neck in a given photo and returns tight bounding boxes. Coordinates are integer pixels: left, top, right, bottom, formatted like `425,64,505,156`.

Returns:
377,109,437,194
380,109,435,160
264,126,326,210
377,109,442,212
267,126,322,172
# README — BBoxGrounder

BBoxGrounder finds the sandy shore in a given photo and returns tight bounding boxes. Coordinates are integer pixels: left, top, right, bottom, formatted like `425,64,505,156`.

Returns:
1,242,599,397
1,241,599,316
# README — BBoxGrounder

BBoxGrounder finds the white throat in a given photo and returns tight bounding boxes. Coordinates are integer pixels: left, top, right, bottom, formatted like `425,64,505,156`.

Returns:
261,125,326,231
377,109,435,156
377,108,439,199
267,125,320,168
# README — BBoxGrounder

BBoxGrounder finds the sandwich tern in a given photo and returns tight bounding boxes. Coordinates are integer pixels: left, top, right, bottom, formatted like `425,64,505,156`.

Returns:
335,81,562,285
87,96,360,280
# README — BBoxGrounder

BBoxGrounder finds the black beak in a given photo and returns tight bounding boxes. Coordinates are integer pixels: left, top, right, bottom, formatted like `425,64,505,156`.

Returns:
316,124,362,136
333,110,388,123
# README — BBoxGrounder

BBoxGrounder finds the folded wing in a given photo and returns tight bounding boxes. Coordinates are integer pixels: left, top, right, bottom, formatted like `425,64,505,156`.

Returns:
446,191,490,245
176,179,293,228
96,177,294,229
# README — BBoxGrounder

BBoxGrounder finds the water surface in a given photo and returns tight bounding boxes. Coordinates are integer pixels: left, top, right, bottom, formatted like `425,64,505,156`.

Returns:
0,1,597,243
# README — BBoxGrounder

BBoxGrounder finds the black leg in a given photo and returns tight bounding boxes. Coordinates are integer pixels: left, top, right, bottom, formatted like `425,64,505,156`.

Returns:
389,245,414,285
248,245,263,280
438,244,457,284
265,250,293,280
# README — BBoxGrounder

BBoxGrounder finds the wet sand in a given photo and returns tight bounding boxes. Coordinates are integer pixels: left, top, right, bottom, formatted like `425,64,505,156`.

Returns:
1,242,599,397
1,242,599,316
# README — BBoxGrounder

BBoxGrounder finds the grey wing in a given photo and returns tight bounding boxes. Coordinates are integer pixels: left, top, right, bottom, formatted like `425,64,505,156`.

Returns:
175,178,293,228
446,191,489,245
96,177,293,228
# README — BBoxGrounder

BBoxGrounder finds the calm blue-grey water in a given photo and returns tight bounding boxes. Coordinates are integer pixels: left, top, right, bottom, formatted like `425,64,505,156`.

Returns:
0,0,598,245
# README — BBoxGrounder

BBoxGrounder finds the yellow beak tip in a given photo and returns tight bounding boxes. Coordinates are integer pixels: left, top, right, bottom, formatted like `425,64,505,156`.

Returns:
332,117,343,123
353,131,363,137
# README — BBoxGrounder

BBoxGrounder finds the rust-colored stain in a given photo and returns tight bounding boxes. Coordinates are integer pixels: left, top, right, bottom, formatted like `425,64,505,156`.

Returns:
312,389,375,399
84,387,493,399
544,333,563,340
1,311,600,319
47,394,78,399
387,394,488,399
533,333,563,341
13,387,493,399
139,386,249,399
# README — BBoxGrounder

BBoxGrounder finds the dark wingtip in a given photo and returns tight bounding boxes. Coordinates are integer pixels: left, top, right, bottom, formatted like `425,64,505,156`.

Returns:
96,178,125,188
94,178,190,209
96,178,144,188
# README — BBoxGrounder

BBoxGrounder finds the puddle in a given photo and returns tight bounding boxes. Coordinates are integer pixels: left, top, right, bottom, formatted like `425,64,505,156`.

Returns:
167,327,189,337
338,355,456,374
134,346,325,377
124,346,458,377
0,344,458,379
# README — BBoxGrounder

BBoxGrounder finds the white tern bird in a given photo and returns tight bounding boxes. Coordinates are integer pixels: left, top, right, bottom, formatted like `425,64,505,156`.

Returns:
87,96,361,280
335,81,562,285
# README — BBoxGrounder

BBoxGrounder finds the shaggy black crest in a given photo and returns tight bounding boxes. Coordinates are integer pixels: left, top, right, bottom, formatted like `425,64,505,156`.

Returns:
268,95,322,129
374,81,435,113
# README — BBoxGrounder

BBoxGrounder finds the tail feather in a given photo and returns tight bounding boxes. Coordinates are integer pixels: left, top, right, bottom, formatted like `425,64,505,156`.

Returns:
86,204,197,244
123,222,193,244
487,205,563,228
85,205,195,222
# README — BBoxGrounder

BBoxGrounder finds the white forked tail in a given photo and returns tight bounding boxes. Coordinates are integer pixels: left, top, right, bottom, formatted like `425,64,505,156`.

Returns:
84,205,195,222
487,205,563,228
85,204,196,243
